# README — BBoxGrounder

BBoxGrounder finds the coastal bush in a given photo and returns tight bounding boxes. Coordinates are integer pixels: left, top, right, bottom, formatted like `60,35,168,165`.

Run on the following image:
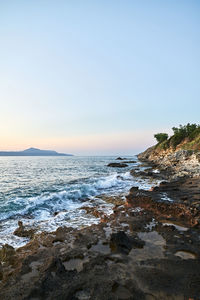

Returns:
154,133,168,144
189,126,200,140
182,135,200,151
159,140,169,150
154,123,200,151
171,123,200,149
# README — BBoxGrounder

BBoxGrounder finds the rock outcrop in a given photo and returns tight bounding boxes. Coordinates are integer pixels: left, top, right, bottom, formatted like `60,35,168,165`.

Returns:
107,163,128,168
138,147,200,178
0,171,200,299
14,221,36,239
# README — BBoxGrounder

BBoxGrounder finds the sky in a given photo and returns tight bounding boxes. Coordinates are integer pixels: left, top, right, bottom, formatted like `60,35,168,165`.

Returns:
0,0,200,155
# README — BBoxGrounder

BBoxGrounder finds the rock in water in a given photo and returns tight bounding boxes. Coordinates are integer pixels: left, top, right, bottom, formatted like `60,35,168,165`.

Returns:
107,163,128,168
14,221,35,239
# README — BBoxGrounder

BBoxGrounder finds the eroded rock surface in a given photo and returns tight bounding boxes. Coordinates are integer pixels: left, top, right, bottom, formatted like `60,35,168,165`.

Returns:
138,148,200,178
0,165,200,299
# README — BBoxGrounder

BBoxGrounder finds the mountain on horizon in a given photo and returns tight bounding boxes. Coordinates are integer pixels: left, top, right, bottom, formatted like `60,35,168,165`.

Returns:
0,147,73,156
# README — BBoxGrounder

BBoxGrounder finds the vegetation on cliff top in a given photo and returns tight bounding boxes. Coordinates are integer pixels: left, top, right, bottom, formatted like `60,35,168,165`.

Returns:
154,123,200,151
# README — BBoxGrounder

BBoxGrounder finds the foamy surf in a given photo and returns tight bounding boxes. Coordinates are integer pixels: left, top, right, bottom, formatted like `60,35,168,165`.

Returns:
0,156,160,248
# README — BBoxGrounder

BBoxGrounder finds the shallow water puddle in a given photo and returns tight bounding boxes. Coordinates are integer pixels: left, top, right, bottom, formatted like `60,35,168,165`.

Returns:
63,257,89,272
161,192,174,202
21,261,42,282
75,290,91,300
162,221,188,231
129,231,166,261
120,223,130,229
138,231,166,246
90,241,111,255
175,250,197,259
103,224,113,239
145,219,157,230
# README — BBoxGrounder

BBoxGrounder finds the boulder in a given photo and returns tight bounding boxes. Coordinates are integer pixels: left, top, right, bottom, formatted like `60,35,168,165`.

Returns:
129,186,139,194
14,221,35,239
110,231,132,254
107,163,128,168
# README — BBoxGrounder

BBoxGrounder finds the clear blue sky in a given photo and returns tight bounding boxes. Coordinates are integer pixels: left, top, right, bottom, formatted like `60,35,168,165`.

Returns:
0,0,199,155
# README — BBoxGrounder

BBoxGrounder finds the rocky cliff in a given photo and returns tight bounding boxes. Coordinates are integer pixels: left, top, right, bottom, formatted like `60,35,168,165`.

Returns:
138,147,200,178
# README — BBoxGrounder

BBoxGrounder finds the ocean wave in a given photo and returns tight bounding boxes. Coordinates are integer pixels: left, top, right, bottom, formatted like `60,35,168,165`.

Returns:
0,171,133,222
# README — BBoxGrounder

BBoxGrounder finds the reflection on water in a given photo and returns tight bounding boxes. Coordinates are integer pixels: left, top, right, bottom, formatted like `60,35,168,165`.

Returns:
63,257,89,272
129,231,166,261
162,221,188,232
90,241,111,255
175,250,197,260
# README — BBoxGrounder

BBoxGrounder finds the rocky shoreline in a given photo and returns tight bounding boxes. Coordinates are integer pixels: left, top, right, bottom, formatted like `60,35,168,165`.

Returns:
138,147,200,179
0,154,200,299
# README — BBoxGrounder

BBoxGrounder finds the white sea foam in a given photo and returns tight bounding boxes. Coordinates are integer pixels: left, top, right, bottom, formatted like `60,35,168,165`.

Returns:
161,193,174,202
153,169,160,173
0,156,162,248
0,170,135,247
0,171,134,221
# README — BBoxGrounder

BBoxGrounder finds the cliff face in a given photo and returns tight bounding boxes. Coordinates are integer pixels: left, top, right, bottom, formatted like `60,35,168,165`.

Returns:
138,146,200,178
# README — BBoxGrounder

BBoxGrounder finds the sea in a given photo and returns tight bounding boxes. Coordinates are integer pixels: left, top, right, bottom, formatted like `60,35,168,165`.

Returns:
0,156,160,248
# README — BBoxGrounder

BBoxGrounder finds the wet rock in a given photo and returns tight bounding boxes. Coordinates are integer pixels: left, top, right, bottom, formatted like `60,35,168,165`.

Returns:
131,236,145,249
0,244,16,265
75,289,91,300
126,186,200,227
1,164,200,299
112,283,132,299
116,157,125,160
159,181,168,187
130,169,165,179
107,163,128,168
0,262,3,280
53,226,72,243
80,206,104,218
14,221,35,239
110,231,133,254
129,186,139,194
150,186,159,192
130,170,144,177
98,195,124,206
48,257,67,277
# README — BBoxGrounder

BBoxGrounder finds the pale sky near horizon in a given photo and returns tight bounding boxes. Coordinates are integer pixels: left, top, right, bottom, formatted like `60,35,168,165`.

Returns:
0,1,199,155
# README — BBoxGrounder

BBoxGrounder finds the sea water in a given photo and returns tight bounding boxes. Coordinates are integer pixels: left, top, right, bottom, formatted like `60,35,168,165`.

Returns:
0,156,157,247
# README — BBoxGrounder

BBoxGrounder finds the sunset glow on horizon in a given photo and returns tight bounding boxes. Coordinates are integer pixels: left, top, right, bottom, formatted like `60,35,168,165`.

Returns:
0,1,199,155
0,129,164,155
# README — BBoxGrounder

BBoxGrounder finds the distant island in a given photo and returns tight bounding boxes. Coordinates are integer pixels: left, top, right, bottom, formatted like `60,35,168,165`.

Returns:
0,147,73,156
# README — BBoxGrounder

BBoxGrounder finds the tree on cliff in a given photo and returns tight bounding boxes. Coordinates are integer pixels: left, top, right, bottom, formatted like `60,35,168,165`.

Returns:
154,123,200,150
171,123,200,148
154,133,168,144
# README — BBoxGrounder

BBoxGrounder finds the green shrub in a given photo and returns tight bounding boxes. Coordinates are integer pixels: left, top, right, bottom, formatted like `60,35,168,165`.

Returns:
154,123,200,151
171,123,200,148
160,140,170,150
154,133,168,144
189,126,200,140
